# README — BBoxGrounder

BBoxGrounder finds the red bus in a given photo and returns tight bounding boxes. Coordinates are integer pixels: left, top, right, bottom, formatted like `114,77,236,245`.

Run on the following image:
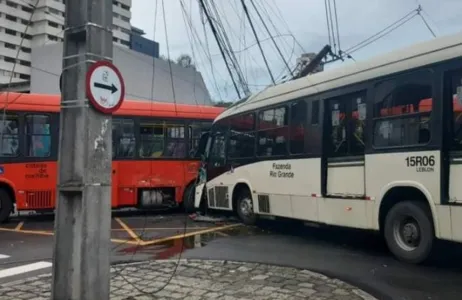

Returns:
0,93,225,222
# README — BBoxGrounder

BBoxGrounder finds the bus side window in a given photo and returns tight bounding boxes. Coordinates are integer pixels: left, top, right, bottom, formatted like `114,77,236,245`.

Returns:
189,122,210,158
289,100,307,154
0,113,19,157
164,125,186,158
257,106,288,157
113,118,135,158
25,114,51,158
228,113,255,159
450,72,462,149
326,90,367,157
209,133,226,167
139,122,164,158
372,72,432,148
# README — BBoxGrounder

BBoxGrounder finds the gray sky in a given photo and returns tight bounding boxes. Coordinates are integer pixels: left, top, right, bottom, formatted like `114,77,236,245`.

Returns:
131,0,462,102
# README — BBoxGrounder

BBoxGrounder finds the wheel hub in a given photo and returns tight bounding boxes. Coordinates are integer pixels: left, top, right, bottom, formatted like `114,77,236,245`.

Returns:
240,197,253,217
394,218,421,251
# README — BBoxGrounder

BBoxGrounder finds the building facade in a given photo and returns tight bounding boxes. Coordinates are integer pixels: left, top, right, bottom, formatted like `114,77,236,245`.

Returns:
0,0,132,85
31,42,213,106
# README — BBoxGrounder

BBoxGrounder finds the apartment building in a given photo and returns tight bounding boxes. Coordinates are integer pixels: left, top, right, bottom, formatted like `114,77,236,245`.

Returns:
0,0,132,86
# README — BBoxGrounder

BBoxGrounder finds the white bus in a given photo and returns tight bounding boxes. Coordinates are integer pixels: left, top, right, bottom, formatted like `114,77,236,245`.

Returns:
193,32,462,264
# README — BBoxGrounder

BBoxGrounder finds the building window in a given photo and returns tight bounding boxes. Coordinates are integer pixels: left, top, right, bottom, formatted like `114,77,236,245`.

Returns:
47,35,58,41
22,5,33,13
5,28,16,36
4,42,16,50
121,4,130,10
19,60,30,67
48,21,59,28
21,19,32,26
5,14,17,22
121,40,130,47
19,74,30,80
6,1,17,8
48,7,61,15
21,46,31,53
21,33,32,39
121,16,129,22
25,115,51,158
113,37,119,42
4,56,16,63
0,114,19,157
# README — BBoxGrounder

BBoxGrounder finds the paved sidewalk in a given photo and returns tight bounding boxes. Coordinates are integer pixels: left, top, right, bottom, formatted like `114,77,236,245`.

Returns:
0,259,377,300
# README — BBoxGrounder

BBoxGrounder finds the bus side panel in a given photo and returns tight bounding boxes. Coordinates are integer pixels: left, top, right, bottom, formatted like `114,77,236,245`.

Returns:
116,160,149,206
12,162,57,210
180,160,201,202
366,151,441,230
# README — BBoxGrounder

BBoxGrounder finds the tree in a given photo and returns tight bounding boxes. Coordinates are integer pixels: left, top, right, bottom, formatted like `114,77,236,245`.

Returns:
176,54,195,69
213,101,233,108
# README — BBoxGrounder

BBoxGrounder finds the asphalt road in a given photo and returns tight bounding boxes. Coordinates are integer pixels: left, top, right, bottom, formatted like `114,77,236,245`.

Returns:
0,212,461,300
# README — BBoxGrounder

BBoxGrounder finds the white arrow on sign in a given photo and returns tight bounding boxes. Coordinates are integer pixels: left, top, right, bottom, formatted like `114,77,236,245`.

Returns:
87,62,124,112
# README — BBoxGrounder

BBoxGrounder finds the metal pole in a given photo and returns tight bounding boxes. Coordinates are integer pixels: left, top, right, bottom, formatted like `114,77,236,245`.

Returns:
51,0,113,299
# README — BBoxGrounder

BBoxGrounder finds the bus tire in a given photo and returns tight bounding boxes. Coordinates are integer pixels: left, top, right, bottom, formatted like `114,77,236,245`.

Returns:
236,189,256,225
384,201,434,264
183,183,196,214
0,189,13,223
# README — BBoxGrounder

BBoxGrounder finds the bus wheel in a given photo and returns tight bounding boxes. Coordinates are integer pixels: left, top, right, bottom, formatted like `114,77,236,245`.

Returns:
236,189,256,225
384,201,434,264
0,189,13,223
183,184,196,214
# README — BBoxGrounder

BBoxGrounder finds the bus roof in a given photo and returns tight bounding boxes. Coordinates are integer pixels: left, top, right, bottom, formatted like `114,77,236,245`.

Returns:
215,31,462,122
0,93,224,119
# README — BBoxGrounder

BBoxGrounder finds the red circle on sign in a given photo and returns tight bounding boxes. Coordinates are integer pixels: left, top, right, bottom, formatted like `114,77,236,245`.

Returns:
85,60,125,114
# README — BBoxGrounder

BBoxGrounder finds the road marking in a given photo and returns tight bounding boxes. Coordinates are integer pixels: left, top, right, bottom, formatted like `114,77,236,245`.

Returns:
0,261,52,279
114,218,141,242
14,222,24,231
0,254,10,259
0,227,142,246
111,227,211,231
139,223,242,246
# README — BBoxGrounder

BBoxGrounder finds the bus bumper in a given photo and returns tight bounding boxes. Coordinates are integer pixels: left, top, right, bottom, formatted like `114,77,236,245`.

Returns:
194,183,205,208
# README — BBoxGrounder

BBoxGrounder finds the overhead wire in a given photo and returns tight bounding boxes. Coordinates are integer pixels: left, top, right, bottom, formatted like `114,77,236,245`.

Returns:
248,0,292,78
111,0,190,296
240,0,275,84
343,7,420,55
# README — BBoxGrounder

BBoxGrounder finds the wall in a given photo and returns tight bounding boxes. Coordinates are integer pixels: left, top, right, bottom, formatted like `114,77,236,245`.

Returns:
130,34,159,58
30,43,212,106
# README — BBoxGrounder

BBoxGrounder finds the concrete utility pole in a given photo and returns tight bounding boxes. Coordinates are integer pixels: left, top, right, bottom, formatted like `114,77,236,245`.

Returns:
51,0,113,299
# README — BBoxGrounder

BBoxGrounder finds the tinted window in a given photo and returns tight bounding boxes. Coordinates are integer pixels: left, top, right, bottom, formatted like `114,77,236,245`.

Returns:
373,72,432,148
164,125,186,158
112,118,135,158
449,71,462,150
0,114,19,157
228,113,255,158
139,122,164,158
25,114,51,157
257,106,289,157
327,91,367,157
189,122,211,158
289,100,307,154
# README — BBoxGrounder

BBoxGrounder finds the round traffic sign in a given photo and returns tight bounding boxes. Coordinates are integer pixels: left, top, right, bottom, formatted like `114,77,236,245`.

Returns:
86,60,125,114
